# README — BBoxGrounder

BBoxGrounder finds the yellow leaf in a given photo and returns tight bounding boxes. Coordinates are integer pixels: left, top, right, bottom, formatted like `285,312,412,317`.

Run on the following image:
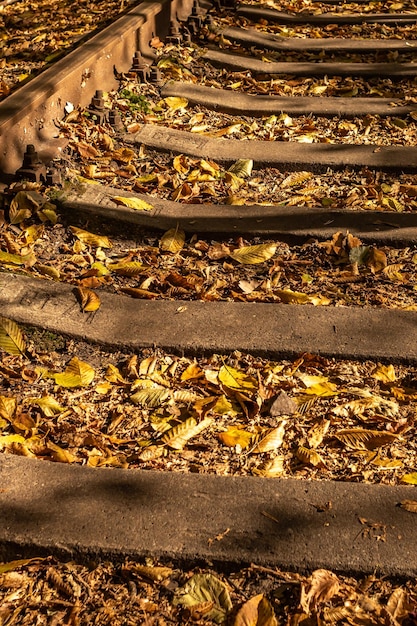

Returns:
307,420,330,449
281,171,313,189
276,289,311,304
105,364,128,384
74,286,101,312
219,427,253,449
0,396,16,421
233,593,278,626
107,261,144,276
401,472,417,485
372,364,396,383
95,382,113,394
54,357,95,388
369,454,403,469
91,261,110,276
160,226,185,253
0,558,45,574
111,196,154,212
218,364,257,391
9,191,37,223
131,386,170,407
252,456,285,477
126,564,173,581
173,155,189,174
111,147,136,163
0,434,26,449
0,317,26,355
181,362,204,381
47,441,77,463
22,224,45,245
296,445,325,467
163,96,188,111
36,264,61,279
297,373,338,397
229,244,276,265
162,417,212,450
252,422,286,454
70,226,112,249
29,396,65,417
228,159,253,178
212,395,238,416
335,428,399,450
0,250,26,265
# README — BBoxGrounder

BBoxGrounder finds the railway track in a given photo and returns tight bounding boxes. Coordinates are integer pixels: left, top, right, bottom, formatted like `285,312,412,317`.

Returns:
1,0,417,591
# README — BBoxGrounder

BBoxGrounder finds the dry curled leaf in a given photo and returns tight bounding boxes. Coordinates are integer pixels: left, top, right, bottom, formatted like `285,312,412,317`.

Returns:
335,428,399,450
74,286,101,312
399,500,417,513
300,569,340,614
251,422,286,454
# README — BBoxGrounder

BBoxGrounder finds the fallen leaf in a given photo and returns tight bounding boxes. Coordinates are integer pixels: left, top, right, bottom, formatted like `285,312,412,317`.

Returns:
74,287,101,312
335,428,399,450
251,422,286,454
0,317,26,356
399,500,417,513
372,364,396,383
112,196,154,211
160,226,185,253
300,569,339,614
269,390,298,417
29,396,65,417
70,226,112,249
401,472,417,485
233,593,278,626
228,159,253,178
252,455,285,477
218,427,253,449
162,417,212,450
230,243,276,265
53,357,95,388
130,386,170,408
296,445,325,468
218,364,257,392
173,573,232,624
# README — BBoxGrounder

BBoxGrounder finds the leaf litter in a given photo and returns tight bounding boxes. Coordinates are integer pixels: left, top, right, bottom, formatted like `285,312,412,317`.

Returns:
3,1,417,617
1,556,417,624
2,188,417,308
0,0,137,101
1,325,417,484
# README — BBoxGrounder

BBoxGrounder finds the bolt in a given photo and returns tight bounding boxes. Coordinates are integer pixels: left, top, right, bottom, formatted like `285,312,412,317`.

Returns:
149,65,164,86
166,19,182,44
108,109,124,131
15,144,47,183
130,51,150,82
91,90,105,110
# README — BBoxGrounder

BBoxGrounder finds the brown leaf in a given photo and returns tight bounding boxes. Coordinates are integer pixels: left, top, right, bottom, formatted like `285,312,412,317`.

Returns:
74,287,101,312
399,500,417,513
300,569,339,614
